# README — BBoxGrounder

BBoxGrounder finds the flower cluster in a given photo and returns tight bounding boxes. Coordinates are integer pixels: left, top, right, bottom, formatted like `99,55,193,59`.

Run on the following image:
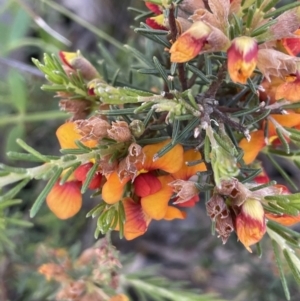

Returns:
25,0,300,252
162,0,300,84
47,118,206,240
38,240,127,301
3,0,300,297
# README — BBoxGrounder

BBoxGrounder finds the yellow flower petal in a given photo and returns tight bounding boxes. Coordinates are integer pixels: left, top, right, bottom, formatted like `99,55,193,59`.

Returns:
141,175,173,220
59,51,78,68
164,206,186,220
56,122,98,149
142,140,184,173
46,181,82,219
102,172,130,204
269,112,300,136
109,294,129,301
172,149,206,180
236,199,266,253
170,21,211,63
276,79,300,102
239,130,265,165
123,197,151,240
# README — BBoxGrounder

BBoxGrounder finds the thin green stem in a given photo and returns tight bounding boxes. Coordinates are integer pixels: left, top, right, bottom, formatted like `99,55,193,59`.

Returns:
0,111,69,126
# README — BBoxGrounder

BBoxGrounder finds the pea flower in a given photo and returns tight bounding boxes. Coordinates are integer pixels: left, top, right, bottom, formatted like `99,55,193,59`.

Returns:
227,36,258,84
59,51,100,81
235,198,266,253
170,21,229,63
102,140,184,219
46,122,101,219
170,149,206,207
145,2,167,30
239,112,300,164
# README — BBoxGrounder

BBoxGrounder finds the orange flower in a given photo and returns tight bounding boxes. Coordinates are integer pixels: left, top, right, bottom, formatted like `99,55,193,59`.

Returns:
102,140,184,218
59,51,100,81
259,76,286,104
146,14,166,30
275,70,300,103
144,2,167,30
227,36,258,84
171,149,206,207
38,263,68,282
109,294,129,301
170,21,212,63
120,176,186,240
239,113,300,164
277,28,300,57
266,213,300,226
47,181,82,219
235,198,266,252
145,2,162,15
264,185,300,226
260,70,300,104
56,122,98,149
102,140,186,239
122,192,186,240
46,122,99,219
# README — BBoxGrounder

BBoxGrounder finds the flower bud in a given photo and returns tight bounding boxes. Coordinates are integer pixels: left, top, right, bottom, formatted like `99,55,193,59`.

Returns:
129,120,145,138
170,21,212,63
59,51,100,81
227,36,258,84
235,198,266,252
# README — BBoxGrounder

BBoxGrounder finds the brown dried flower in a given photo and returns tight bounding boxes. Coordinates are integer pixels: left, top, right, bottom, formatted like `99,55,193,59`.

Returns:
107,121,132,142
117,143,145,181
216,178,251,207
75,116,111,141
59,99,92,121
99,155,118,176
170,179,200,204
215,214,234,244
206,194,228,220
257,48,298,81
56,280,86,301
38,263,68,282
206,194,234,244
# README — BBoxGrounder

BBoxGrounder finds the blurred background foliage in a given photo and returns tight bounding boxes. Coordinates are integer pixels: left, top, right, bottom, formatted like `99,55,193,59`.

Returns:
0,0,300,300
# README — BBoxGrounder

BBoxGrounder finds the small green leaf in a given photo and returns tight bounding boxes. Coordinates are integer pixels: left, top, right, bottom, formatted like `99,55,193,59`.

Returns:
271,240,290,300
